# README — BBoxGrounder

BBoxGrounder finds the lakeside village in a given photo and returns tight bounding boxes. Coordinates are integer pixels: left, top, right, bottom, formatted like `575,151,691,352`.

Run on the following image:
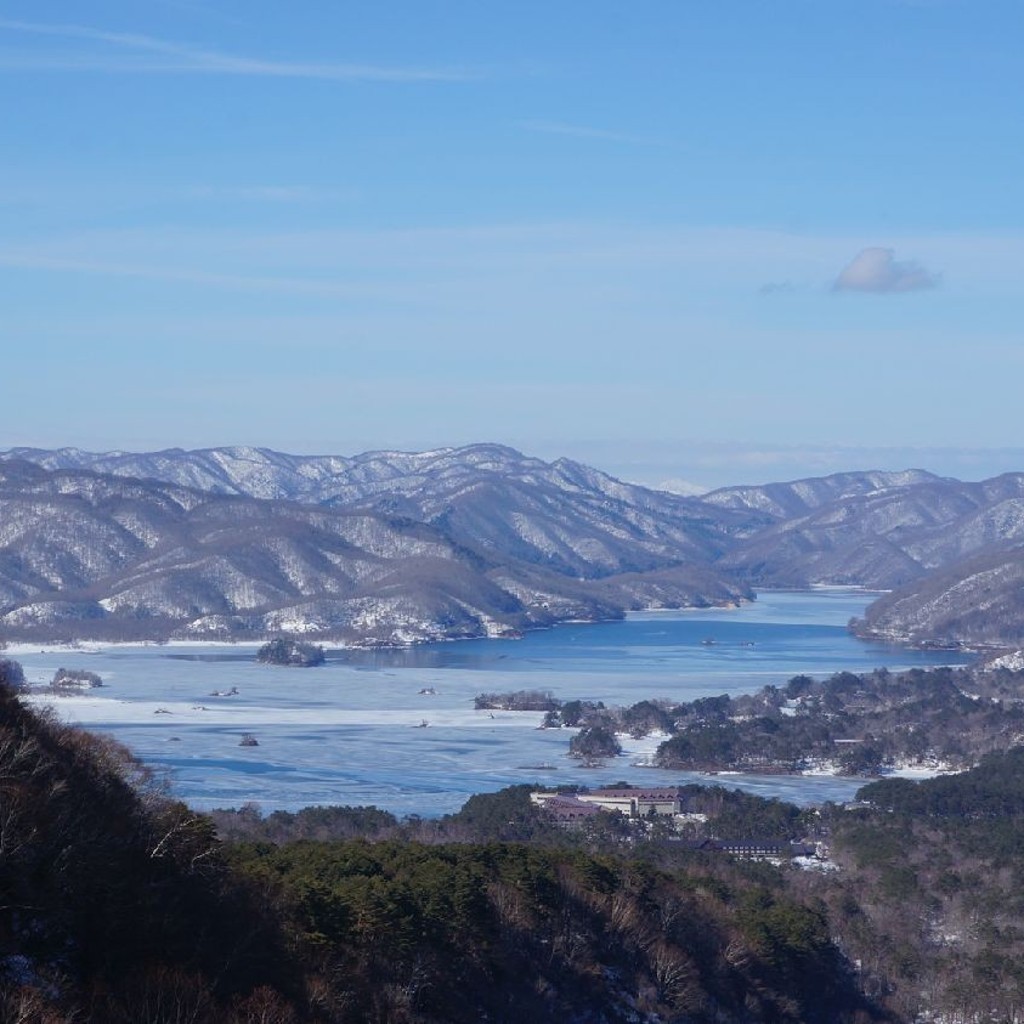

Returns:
529,785,825,866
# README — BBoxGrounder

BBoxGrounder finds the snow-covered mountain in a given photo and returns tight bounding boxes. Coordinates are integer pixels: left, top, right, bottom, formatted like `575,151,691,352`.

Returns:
714,473,1024,589
7,445,1024,647
7,443,764,571
0,453,752,644
853,543,1024,648
7,442,721,512
703,469,943,519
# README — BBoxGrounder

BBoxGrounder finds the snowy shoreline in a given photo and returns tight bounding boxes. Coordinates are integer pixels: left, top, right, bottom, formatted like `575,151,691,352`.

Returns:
5,590,968,815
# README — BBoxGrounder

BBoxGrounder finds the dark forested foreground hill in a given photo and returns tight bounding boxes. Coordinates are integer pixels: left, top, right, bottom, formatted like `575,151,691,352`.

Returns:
11,653,1024,1022
826,748,1024,1023
215,745,1024,1024
4,444,1024,645
0,660,882,1024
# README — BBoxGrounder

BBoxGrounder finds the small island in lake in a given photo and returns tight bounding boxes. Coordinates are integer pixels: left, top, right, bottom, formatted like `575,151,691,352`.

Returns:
474,689,560,712
533,663,1024,778
50,668,103,691
256,639,326,667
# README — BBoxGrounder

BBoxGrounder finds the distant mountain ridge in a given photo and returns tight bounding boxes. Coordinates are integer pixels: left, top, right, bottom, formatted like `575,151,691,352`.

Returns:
0,448,753,644
5,444,1024,648
703,469,944,519
713,473,1024,589
706,469,1024,648
6,442,705,510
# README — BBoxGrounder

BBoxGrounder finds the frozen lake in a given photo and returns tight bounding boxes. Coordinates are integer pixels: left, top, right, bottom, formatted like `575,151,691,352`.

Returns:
17,590,972,817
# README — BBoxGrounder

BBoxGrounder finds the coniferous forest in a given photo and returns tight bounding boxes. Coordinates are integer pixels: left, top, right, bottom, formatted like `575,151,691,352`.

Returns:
6,655,1024,1022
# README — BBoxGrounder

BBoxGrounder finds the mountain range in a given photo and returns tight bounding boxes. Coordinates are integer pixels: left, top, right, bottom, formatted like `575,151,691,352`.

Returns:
2,443,1022,648
0,446,754,644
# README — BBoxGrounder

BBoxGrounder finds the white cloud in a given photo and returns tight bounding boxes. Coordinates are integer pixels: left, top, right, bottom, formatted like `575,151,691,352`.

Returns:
3,223,1017,310
833,246,940,293
0,19,470,81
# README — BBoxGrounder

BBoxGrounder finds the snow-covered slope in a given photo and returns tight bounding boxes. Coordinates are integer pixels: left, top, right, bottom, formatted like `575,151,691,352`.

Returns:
0,457,751,644
703,470,943,519
715,474,1024,588
4,443,763,583
854,544,1024,648
9,446,1024,647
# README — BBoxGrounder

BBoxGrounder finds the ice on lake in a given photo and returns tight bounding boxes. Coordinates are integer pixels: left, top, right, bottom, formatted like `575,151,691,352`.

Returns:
17,590,972,817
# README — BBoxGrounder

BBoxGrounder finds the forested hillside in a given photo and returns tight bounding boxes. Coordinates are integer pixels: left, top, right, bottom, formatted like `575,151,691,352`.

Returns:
11,651,1024,1021
7,444,1024,648
823,748,1024,1021
853,542,1024,648
0,456,750,645
0,660,880,1023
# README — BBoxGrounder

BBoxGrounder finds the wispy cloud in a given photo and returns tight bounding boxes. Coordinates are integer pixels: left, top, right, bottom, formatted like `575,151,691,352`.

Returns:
0,249,396,299
518,119,677,148
184,184,357,204
833,247,940,294
2,224,1015,309
0,19,472,81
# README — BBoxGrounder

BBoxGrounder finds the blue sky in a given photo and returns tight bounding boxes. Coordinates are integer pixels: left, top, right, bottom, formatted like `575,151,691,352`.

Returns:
2,0,1022,489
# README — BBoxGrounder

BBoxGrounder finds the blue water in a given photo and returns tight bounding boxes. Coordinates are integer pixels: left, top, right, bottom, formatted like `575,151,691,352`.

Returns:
323,590,963,679
19,590,974,816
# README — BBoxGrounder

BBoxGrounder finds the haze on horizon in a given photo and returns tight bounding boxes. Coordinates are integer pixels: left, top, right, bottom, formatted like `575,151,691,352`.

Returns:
2,1,1021,491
